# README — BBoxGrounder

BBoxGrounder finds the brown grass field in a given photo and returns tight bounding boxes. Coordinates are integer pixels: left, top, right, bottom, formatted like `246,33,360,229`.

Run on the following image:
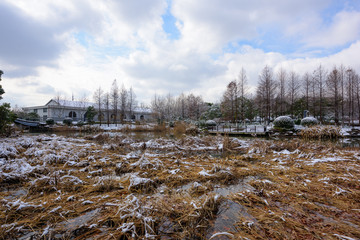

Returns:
0,133,359,239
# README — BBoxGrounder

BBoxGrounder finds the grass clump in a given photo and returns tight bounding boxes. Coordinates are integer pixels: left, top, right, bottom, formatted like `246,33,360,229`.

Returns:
299,125,342,139
173,121,188,136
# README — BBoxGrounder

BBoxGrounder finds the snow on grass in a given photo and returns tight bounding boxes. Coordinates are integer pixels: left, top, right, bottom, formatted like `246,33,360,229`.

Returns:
1,134,360,239
308,156,350,165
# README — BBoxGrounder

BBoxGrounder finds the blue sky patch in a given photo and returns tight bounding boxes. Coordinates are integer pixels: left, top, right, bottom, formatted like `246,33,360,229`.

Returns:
162,0,180,40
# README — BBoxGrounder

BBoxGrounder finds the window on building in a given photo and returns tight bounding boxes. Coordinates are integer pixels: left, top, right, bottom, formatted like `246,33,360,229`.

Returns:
69,111,77,118
43,108,47,113
140,115,144,120
34,109,38,113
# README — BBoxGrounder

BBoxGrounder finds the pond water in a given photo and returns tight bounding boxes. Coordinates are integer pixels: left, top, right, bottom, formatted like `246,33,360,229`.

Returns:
26,131,171,141
25,130,360,149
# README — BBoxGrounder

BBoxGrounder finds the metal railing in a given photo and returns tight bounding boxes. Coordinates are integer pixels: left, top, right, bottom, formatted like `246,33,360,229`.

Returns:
209,124,267,133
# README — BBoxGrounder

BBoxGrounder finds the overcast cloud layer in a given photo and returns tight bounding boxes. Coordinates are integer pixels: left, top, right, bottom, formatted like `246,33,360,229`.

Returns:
1,0,360,107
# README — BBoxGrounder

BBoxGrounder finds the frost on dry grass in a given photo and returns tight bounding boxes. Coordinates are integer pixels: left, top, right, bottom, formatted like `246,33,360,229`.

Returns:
0,134,359,239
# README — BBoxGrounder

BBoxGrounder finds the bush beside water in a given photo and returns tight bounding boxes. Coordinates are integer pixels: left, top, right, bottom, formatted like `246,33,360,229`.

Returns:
63,118,73,126
301,117,319,127
273,116,294,130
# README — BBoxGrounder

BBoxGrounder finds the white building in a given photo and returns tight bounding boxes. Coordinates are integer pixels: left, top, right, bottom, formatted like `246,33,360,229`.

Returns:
23,99,152,122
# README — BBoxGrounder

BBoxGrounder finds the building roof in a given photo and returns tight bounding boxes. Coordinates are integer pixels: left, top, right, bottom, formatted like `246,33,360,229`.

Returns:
46,99,95,108
24,99,153,114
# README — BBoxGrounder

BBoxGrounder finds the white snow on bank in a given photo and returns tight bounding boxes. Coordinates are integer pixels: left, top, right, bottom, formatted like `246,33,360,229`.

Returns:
199,169,212,176
0,143,18,159
96,123,152,131
308,156,349,165
2,158,34,175
333,234,358,240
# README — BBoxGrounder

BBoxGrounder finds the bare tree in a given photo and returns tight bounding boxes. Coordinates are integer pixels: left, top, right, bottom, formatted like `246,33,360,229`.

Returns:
313,65,327,122
288,71,301,117
276,68,287,115
186,94,204,120
127,86,137,121
119,84,128,123
326,66,341,124
346,68,356,125
76,94,89,121
53,93,67,121
177,93,186,119
110,80,119,125
221,80,238,122
238,67,248,121
355,73,360,124
339,64,346,121
165,93,174,121
93,86,104,125
151,93,166,123
103,92,111,126
302,72,311,113
257,66,277,124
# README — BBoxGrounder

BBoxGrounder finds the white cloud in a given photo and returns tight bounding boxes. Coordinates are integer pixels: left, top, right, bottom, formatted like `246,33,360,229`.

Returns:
172,0,330,52
305,10,360,48
1,0,360,108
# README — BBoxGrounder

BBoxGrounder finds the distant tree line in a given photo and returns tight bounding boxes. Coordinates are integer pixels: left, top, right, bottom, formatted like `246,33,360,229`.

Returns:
151,93,208,123
93,79,138,126
151,64,360,126
221,64,360,125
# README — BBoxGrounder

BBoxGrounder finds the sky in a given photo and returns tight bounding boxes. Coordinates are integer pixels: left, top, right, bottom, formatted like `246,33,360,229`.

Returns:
1,0,360,107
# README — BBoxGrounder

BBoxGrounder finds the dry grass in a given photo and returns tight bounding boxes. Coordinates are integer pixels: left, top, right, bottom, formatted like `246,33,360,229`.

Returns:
0,134,359,239
153,123,168,132
173,121,188,136
299,125,343,139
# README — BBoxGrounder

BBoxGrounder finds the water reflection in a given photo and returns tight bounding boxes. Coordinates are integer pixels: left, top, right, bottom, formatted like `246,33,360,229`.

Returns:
25,130,360,149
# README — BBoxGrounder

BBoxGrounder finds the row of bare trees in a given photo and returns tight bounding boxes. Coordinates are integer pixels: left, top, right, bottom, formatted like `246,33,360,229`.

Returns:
221,64,360,125
93,80,137,126
151,92,207,122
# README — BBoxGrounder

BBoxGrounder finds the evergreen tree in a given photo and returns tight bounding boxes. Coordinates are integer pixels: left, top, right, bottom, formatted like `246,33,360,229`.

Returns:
0,70,4,99
85,106,97,124
0,70,14,135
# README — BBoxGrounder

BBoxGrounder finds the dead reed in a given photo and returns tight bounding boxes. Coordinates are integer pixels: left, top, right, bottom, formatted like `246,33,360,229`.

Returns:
299,125,342,139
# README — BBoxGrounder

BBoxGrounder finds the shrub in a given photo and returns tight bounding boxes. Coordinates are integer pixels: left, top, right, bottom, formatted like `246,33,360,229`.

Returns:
196,120,207,128
206,120,217,127
301,117,318,127
273,116,294,130
76,120,85,126
173,121,187,135
46,118,55,125
205,120,216,129
63,117,72,126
